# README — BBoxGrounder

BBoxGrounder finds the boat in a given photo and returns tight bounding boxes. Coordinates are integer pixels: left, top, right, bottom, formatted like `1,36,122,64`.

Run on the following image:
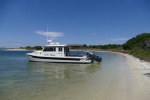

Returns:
26,40,102,64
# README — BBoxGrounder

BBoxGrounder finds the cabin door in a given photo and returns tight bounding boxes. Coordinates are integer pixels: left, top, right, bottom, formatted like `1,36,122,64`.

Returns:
64,47,69,56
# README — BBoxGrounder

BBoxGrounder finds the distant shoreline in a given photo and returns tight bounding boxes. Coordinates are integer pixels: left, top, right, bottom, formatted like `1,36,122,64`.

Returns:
1,48,32,51
72,48,150,62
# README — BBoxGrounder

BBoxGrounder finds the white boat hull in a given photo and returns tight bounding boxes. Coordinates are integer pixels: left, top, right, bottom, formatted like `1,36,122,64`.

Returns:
27,54,92,64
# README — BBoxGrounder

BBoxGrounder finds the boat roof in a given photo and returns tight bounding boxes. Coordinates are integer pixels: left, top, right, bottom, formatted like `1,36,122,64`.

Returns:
45,40,85,47
66,44,85,47
45,44,67,47
45,44,85,47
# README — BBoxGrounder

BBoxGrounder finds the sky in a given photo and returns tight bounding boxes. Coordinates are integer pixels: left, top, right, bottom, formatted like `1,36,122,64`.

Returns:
0,0,150,48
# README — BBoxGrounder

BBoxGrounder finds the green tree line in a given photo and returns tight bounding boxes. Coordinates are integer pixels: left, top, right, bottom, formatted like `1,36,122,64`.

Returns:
71,44,122,50
122,33,150,61
19,46,43,50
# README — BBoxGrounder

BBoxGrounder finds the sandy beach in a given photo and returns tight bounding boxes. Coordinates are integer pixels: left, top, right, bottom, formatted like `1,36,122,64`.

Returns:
106,51,150,100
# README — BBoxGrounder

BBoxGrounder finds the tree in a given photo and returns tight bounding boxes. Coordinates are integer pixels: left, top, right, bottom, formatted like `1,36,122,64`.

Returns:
33,46,43,50
123,33,150,50
25,46,32,50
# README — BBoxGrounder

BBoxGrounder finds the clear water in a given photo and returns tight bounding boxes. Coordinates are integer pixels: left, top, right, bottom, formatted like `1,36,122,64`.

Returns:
0,50,132,100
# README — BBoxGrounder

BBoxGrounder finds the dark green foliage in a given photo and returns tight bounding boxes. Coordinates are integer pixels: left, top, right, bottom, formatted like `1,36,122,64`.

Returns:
98,44,122,49
20,46,43,50
83,44,87,47
123,33,150,50
123,33,150,61
33,46,43,50
25,46,32,50
131,47,150,61
72,44,122,50
19,47,24,49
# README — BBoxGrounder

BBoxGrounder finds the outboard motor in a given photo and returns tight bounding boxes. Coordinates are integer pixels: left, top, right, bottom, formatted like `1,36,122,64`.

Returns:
86,52,102,63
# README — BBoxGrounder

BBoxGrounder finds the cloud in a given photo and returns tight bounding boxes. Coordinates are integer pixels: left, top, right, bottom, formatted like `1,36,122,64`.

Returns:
110,38,128,42
35,31,64,40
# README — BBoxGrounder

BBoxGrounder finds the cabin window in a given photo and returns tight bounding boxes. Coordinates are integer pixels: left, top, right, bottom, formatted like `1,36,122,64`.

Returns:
58,47,62,52
43,47,56,51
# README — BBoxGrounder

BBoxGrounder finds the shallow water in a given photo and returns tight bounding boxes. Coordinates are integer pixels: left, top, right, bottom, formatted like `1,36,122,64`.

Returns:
0,50,148,100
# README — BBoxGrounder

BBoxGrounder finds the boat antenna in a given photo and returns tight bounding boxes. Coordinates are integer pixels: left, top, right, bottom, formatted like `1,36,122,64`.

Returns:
47,24,48,41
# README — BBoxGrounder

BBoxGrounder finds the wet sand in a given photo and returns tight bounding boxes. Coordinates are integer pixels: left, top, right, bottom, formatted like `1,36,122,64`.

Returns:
107,52,150,100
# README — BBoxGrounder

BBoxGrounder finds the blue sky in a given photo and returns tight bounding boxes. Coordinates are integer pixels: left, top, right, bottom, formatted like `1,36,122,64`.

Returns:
0,0,150,48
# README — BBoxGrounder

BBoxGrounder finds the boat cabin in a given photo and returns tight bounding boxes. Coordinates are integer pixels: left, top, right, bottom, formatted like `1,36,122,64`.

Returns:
41,40,69,57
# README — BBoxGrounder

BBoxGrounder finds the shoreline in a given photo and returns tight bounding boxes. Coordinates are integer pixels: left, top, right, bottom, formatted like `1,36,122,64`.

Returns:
104,50,150,68
75,49,150,99
95,49,150,70
100,50,150,99
78,48,150,77
122,52,150,99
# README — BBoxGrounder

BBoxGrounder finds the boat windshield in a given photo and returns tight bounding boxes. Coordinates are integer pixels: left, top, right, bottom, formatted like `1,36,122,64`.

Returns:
68,51,86,57
43,47,56,51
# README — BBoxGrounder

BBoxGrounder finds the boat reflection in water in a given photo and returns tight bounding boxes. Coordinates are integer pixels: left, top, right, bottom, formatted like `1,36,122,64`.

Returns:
27,62,101,79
